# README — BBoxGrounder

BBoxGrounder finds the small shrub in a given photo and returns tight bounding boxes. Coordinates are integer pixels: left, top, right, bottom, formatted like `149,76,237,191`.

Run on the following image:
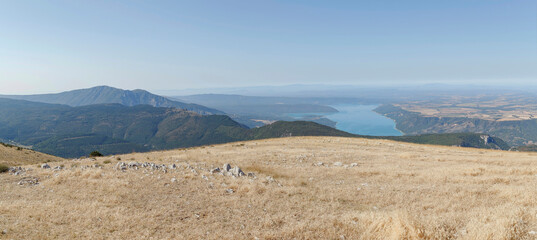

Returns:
116,157,121,161
103,160,111,164
16,147,22,151
89,151,103,157
0,164,9,173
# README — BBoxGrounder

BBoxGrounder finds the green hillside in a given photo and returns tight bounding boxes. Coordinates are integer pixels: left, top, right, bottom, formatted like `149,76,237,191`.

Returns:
248,121,354,139
0,98,245,157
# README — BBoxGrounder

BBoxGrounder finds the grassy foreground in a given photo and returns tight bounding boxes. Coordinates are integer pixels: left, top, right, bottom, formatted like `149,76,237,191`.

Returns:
1,136,537,239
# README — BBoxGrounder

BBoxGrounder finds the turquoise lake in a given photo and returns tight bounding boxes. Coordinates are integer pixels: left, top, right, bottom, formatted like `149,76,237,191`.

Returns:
289,104,402,136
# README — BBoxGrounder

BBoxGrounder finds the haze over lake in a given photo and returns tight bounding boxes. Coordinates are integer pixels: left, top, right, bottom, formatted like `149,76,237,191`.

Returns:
328,104,402,136
289,104,402,136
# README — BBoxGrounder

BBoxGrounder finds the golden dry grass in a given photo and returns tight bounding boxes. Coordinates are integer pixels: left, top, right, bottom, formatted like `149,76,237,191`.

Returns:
2,136,537,239
0,144,64,166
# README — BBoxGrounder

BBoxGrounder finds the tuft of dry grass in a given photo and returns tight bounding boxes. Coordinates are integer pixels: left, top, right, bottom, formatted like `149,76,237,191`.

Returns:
2,136,537,239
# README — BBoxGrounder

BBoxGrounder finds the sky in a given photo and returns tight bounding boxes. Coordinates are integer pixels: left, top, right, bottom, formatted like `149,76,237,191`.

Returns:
0,0,536,94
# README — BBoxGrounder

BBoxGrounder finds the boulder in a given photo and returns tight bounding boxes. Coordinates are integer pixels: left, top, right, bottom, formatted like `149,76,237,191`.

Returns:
223,163,232,172
41,163,50,169
231,166,245,177
115,162,127,171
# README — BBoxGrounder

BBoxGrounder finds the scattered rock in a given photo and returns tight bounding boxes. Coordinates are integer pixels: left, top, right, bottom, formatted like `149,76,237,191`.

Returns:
128,162,139,169
8,167,26,176
210,167,221,174
350,163,358,167
333,162,343,167
223,163,232,172
247,172,256,178
231,166,245,177
41,163,50,169
201,175,208,181
315,162,324,166
226,189,234,194
18,177,39,186
171,178,177,183
115,162,127,171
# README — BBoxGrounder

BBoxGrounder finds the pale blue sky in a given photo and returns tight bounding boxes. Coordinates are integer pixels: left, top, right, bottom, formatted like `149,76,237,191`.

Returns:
0,0,536,94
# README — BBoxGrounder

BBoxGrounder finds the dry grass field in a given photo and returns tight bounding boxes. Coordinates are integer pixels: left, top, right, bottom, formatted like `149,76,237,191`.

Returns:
3,136,537,239
0,144,64,167
395,94,537,121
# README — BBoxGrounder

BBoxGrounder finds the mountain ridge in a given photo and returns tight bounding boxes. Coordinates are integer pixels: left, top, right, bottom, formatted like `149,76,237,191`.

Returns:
0,85,223,115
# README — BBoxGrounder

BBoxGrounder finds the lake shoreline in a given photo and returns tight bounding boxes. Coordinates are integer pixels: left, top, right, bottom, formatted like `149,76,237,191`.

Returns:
287,104,403,136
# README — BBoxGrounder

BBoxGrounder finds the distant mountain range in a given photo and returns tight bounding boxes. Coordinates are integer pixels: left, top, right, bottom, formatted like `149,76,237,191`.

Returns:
0,86,223,115
0,98,509,158
174,94,340,127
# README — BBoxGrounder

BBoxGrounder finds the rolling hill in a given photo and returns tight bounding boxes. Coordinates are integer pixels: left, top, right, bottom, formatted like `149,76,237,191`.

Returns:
0,142,64,166
249,121,509,151
0,86,223,115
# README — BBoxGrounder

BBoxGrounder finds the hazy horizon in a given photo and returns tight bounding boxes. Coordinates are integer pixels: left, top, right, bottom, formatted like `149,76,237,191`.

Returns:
1,82,535,97
1,1,536,94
